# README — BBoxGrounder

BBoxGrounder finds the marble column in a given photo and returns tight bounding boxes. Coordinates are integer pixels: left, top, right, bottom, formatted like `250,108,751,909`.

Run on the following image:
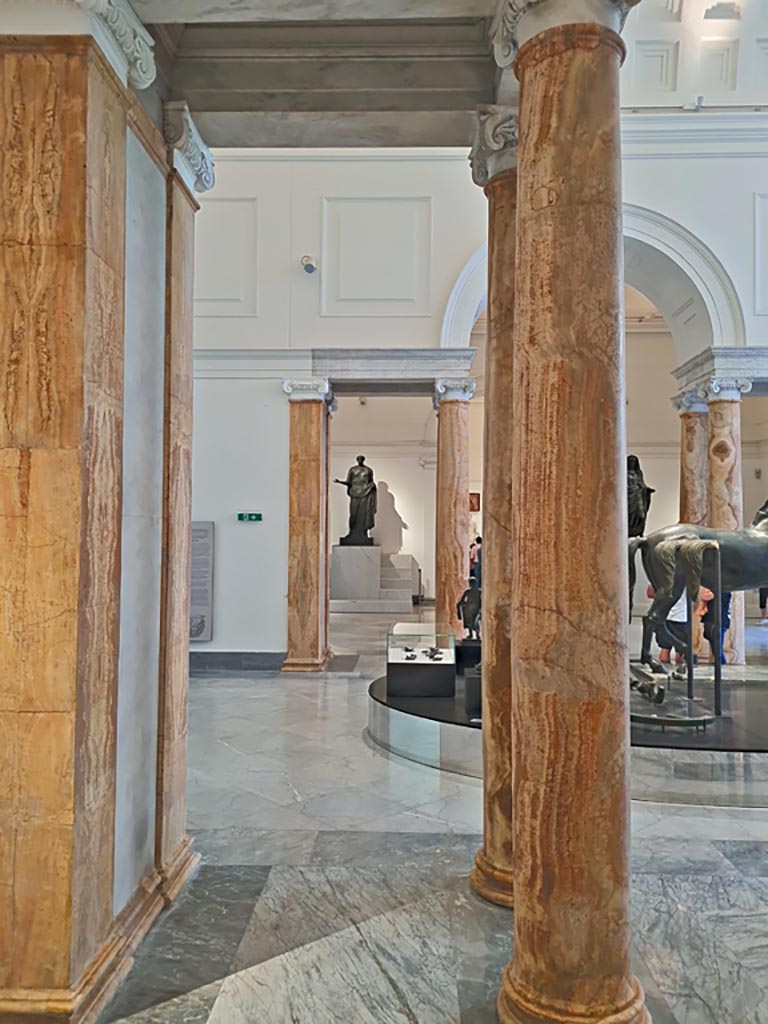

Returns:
673,390,709,526
434,379,476,637
154,103,215,906
468,106,518,908
283,380,333,671
0,35,128,1019
705,377,751,666
493,1,648,1021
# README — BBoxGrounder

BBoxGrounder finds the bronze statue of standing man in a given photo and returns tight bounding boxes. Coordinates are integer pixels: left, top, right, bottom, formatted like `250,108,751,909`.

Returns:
335,455,377,546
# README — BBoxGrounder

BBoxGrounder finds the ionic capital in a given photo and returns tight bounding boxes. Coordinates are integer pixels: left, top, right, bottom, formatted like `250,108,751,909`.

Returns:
469,106,519,188
282,378,334,405
491,0,639,66
75,0,156,89
163,101,216,194
671,390,708,416
434,378,476,409
698,377,753,403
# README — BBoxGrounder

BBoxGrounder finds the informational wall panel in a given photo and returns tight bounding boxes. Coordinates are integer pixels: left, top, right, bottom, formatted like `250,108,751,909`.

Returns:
190,521,215,642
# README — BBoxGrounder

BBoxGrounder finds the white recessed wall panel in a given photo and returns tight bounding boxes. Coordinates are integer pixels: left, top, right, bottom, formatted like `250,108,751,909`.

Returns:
637,0,683,22
757,193,768,315
321,196,431,317
633,40,680,92
193,158,291,349
195,198,258,311
700,38,739,92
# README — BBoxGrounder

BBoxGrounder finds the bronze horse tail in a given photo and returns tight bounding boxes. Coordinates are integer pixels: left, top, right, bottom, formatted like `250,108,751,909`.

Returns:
628,537,647,616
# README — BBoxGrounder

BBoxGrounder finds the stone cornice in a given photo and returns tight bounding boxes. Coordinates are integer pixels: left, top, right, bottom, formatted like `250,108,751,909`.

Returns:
163,101,216,193
469,105,519,187
434,378,477,408
673,347,768,393
490,0,639,66
75,0,155,89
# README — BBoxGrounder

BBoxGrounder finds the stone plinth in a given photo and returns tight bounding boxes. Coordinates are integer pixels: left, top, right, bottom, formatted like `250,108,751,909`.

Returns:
331,545,381,599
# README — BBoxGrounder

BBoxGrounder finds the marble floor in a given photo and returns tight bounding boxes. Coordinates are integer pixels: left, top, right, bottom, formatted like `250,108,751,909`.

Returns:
101,612,768,1024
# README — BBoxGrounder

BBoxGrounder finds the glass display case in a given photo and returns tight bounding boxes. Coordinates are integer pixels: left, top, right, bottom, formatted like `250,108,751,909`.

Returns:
386,628,456,698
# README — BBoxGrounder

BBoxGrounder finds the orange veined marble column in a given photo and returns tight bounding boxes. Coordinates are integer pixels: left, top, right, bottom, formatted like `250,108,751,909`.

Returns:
673,390,708,526
705,379,751,666
495,2,649,1022
467,106,518,908
155,102,216,905
283,381,332,671
0,37,128,1019
434,380,475,638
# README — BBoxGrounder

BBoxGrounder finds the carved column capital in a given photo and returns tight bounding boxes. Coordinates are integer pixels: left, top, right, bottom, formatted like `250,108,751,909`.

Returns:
163,101,216,194
671,389,709,415
282,378,334,405
699,377,753,403
434,378,476,410
491,0,639,66
75,0,156,89
469,106,519,187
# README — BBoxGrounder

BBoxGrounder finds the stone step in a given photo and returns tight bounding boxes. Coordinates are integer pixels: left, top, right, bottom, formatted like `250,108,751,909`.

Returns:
379,577,411,590
330,598,413,614
379,588,414,601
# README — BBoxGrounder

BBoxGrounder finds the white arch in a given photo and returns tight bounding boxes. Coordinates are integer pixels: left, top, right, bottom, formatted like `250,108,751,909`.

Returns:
440,204,746,360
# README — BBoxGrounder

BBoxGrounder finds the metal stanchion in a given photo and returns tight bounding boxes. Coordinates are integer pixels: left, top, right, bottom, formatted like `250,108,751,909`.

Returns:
713,548,723,717
686,586,695,701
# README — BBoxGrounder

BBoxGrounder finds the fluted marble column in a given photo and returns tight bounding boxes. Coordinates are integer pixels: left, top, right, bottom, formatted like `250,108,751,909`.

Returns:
494,0,648,1021
434,379,475,636
673,390,708,526
705,377,751,666
283,380,333,672
468,106,518,908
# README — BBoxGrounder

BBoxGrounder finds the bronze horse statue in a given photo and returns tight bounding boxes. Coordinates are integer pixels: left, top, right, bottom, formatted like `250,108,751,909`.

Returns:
630,499,768,673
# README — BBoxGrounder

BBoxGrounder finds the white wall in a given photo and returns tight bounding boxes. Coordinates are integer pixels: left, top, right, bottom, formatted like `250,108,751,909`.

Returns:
192,376,290,652
191,143,768,651
194,150,487,351
114,129,166,915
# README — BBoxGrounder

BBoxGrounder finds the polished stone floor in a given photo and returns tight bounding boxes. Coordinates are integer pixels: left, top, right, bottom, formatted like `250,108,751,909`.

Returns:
102,612,768,1024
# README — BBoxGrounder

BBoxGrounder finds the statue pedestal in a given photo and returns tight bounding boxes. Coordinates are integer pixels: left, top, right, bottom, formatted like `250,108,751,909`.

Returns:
330,545,381,599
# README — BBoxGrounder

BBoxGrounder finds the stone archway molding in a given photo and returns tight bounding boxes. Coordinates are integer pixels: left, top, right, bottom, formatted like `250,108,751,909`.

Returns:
440,204,746,354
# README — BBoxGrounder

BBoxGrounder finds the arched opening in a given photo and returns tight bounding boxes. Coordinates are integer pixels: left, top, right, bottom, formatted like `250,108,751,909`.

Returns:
440,204,746,363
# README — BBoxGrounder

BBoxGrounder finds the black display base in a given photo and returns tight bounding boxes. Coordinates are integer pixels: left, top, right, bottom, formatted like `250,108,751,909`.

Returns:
465,666,482,718
630,689,718,731
386,661,456,698
340,533,374,546
457,639,481,675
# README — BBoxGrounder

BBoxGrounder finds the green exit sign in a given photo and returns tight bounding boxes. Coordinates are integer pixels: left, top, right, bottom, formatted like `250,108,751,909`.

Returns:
237,512,263,522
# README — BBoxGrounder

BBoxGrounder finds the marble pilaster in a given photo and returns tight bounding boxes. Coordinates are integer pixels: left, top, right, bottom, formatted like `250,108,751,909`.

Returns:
154,127,207,907
283,381,333,672
0,37,128,1020
434,380,475,639
468,106,518,909
494,3,648,1022
704,378,751,667
672,391,708,527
